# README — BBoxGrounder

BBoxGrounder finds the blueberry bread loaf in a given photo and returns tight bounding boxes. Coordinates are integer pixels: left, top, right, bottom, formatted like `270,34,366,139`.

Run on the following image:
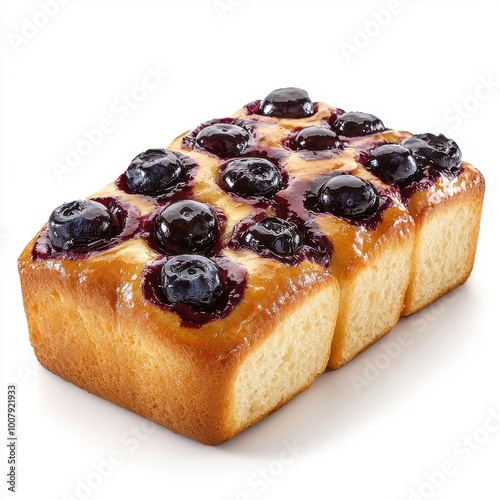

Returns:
18,88,484,444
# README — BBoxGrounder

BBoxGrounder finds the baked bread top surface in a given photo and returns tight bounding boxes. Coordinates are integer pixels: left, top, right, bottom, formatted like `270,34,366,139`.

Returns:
20,87,484,358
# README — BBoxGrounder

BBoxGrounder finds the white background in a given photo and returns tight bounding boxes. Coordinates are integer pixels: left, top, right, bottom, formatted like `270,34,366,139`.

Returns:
1,1,499,499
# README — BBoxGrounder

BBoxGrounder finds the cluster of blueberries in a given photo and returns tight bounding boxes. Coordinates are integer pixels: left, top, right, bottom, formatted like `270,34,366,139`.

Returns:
45,88,462,313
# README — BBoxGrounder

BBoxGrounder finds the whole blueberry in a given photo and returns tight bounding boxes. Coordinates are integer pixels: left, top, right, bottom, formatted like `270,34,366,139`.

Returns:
125,149,185,195
293,126,341,151
48,199,118,251
241,217,302,256
333,112,385,137
195,123,250,157
160,254,224,310
154,200,219,254
402,133,462,174
318,174,379,219
367,144,418,186
259,87,314,118
221,158,282,198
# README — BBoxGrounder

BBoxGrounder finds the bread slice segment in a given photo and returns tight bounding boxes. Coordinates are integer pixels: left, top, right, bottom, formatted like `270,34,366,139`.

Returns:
326,222,413,368
402,163,485,315
18,238,339,445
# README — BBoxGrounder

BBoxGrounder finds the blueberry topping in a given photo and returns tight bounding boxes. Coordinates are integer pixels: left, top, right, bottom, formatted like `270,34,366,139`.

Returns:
195,123,250,157
367,144,418,186
160,255,224,310
241,217,302,256
154,200,219,254
292,126,341,151
318,174,379,219
259,88,314,118
333,112,385,137
221,158,282,198
125,149,184,195
48,199,118,251
401,133,462,174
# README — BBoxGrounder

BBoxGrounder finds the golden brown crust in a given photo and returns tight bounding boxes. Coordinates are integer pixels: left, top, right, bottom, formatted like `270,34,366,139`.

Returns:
19,234,338,444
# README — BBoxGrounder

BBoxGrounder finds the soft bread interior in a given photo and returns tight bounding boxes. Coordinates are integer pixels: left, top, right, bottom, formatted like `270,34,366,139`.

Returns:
403,186,484,315
230,282,338,435
329,236,413,368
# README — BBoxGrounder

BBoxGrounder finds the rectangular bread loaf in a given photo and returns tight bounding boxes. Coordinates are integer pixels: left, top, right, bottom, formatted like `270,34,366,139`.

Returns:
18,87,484,444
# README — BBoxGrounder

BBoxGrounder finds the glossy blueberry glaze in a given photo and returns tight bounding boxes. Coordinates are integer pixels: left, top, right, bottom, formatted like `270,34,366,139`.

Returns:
240,216,302,256
219,157,283,199
360,134,463,205
196,124,250,157
287,126,342,152
317,174,379,219
153,200,220,255
327,108,347,128
142,202,226,256
47,199,118,251
33,197,141,260
258,87,315,118
402,133,462,175
124,149,185,195
243,99,320,117
183,118,253,158
160,254,224,310
142,254,247,327
367,144,418,187
333,112,386,137
117,151,197,202
287,173,393,231
229,211,332,268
